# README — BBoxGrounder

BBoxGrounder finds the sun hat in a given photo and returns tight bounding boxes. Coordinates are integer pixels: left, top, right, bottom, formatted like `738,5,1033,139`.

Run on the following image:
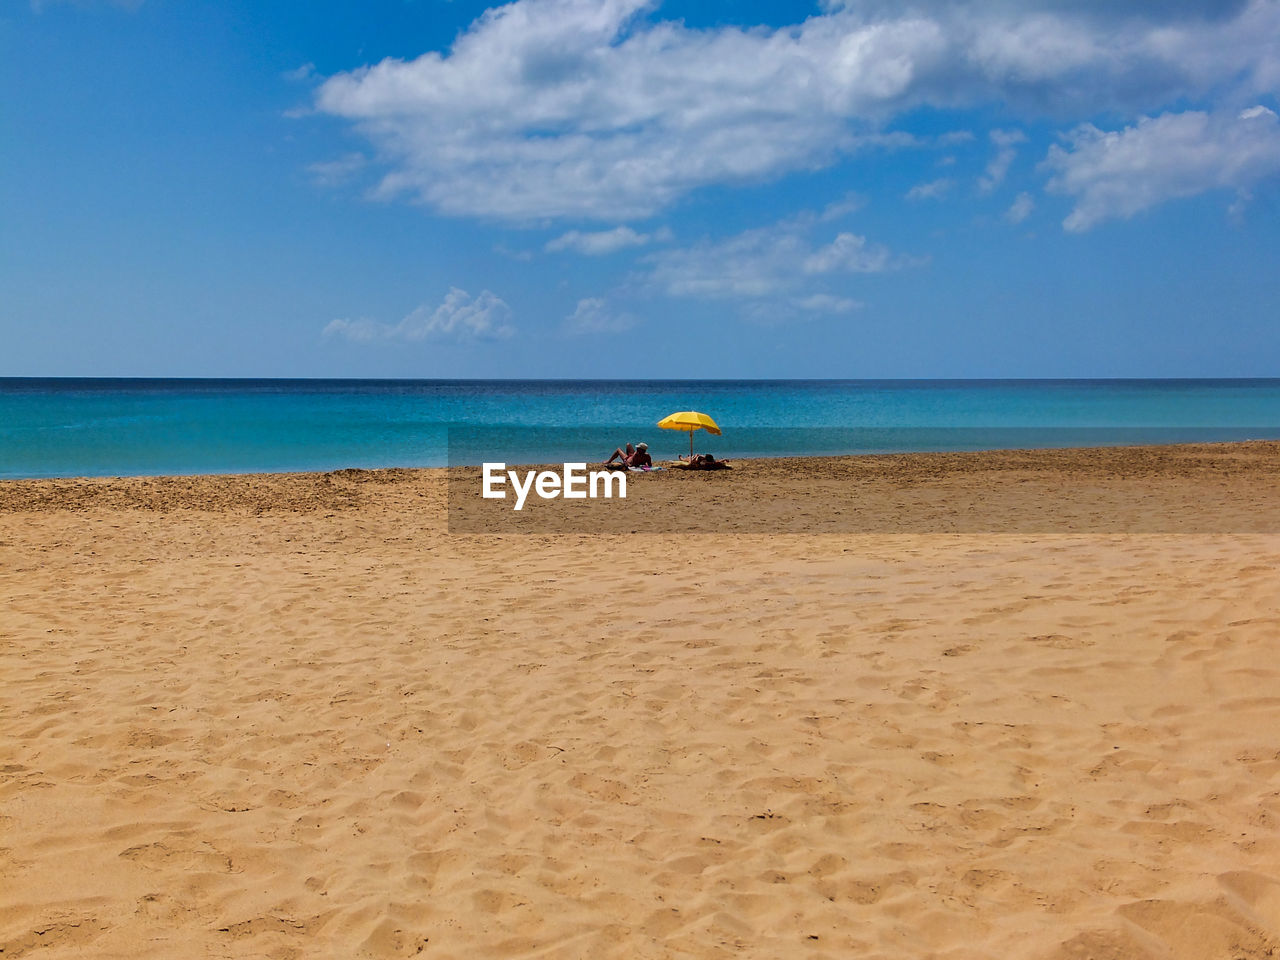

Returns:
636,442,648,450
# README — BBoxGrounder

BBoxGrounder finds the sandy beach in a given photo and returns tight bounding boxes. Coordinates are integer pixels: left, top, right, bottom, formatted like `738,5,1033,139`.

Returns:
3,443,1280,959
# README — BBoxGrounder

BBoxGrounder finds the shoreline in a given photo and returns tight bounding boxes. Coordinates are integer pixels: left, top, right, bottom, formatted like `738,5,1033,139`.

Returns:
4,440,1279,535
3,436,1278,489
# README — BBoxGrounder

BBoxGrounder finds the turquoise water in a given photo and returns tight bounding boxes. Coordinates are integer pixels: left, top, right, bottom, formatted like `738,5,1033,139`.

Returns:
3,378,1280,479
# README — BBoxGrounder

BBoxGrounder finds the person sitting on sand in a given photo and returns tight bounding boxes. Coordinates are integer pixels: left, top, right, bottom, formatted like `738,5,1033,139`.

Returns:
679,452,730,469
604,442,651,469
604,442,635,465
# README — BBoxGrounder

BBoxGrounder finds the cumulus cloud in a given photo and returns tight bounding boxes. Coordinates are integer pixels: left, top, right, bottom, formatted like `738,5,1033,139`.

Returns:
563,297,636,334
313,0,1280,221
906,177,954,200
324,288,514,342
1044,105,1280,231
646,218,910,302
545,225,669,255
1005,191,1035,223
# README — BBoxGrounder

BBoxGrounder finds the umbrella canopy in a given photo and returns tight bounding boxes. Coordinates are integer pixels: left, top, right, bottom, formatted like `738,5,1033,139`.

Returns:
657,410,721,457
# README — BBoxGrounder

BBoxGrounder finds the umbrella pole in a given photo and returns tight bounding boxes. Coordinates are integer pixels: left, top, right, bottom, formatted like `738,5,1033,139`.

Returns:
689,430,694,458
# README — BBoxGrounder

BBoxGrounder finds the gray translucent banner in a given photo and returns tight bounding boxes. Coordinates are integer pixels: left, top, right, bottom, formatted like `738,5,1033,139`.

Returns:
446,427,1280,534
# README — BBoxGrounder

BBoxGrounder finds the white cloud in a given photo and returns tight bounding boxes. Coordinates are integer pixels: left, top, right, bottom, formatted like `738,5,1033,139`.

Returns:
285,63,317,83
819,192,867,221
313,0,1280,221
978,128,1027,193
324,288,514,342
648,228,806,300
1044,105,1280,231
646,218,909,302
1005,191,1035,223
803,232,894,274
906,177,954,200
563,297,636,333
1240,105,1278,120
545,225,668,255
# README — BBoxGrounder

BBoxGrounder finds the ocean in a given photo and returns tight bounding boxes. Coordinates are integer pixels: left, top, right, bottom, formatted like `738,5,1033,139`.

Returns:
3,378,1280,479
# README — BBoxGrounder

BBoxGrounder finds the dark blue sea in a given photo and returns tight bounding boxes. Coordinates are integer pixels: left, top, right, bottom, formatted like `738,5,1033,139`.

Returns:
3,378,1280,479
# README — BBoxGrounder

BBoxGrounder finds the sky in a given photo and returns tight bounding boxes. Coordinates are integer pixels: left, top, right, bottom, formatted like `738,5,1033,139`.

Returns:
2,0,1279,378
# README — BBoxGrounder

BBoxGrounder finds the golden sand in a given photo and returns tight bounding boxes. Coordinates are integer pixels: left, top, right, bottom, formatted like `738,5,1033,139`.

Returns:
2,445,1279,959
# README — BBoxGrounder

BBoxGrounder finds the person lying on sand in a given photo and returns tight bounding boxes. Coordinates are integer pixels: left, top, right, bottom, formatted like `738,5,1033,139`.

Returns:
604,442,651,469
679,453,731,469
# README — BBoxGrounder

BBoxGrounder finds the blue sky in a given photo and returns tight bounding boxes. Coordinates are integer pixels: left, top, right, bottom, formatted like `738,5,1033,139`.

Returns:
3,0,1279,378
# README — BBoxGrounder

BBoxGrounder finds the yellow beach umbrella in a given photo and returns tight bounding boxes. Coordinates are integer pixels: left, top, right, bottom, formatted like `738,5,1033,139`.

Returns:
657,410,722,458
